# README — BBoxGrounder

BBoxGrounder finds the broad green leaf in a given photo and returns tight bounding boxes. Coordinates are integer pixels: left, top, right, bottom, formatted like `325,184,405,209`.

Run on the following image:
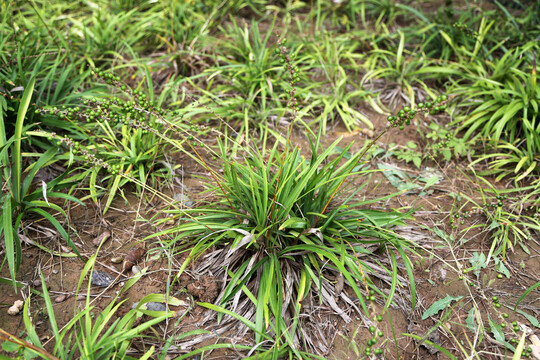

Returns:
422,295,463,320
514,308,540,328
465,307,476,334
493,257,510,278
403,334,458,360
489,319,515,351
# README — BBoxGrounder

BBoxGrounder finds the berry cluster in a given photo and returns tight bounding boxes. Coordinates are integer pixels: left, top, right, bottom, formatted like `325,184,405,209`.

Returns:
274,38,301,112
49,132,123,175
387,94,448,130
450,210,471,228
36,70,166,130
453,22,478,38
483,194,507,211
431,132,453,151
492,301,530,353
91,69,165,115
359,290,386,357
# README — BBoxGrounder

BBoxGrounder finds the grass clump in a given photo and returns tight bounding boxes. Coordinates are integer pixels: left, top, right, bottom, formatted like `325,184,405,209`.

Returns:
149,83,449,356
155,127,416,357
0,78,83,288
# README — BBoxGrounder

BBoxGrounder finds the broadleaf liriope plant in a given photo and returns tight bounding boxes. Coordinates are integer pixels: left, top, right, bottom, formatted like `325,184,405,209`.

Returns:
23,46,450,359
0,250,187,360
0,78,84,290
146,38,450,358
32,68,198,214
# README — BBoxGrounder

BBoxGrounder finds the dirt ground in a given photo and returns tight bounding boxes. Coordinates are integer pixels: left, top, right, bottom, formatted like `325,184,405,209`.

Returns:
1,106,539,359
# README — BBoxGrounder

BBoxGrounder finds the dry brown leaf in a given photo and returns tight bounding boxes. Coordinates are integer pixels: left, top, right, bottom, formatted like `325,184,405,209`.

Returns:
92,230,111,247
122,247,145,272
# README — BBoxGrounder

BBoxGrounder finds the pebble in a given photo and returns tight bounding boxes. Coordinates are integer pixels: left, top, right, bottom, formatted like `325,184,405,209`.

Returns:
7,305,21,316
7,300,24,316
55,294,67,303
33,279,42,287
146,302,167,311
173,193,194,208
90,270,115,287
132,265,142,275
111,256,123,264
131,302,167,312
76,294,86,301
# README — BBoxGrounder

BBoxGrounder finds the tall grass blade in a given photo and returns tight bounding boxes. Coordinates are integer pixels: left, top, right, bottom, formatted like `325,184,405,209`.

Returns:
13,77,35,203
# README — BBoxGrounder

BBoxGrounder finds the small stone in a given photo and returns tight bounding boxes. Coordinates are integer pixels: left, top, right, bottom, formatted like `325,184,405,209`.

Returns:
146,302,167,312
173,193,194,208
90,270,115,287
7,299,24,315
7,305,20,316
76,294,86,301
55,294,67,303
111,256,123,264
33,279,42,287
131,302,167,312
132,265,142,274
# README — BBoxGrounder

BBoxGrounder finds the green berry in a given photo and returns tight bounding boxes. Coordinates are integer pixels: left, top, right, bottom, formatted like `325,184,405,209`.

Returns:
367,339,374,346
374,349,383,355
503,313,509,318
377,315,383,322
492,296,498,302
369,326,376,333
